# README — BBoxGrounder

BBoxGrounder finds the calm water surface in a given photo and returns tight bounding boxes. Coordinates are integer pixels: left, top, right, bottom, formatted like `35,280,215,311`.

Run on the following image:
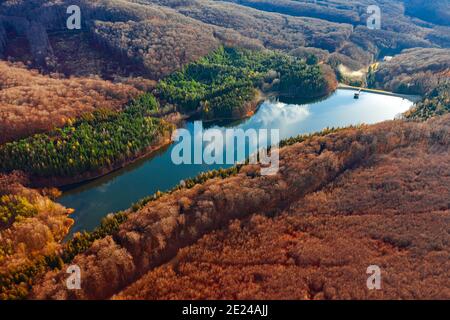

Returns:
59,89,414,236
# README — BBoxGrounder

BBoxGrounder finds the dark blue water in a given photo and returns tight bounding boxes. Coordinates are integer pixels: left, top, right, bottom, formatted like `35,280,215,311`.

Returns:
59,89,414,236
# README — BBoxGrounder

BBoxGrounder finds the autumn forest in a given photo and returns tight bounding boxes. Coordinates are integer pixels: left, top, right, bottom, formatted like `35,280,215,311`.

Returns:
0,0,449,302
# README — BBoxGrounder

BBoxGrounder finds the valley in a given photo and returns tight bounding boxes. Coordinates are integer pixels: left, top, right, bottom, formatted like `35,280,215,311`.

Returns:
0,0,448,300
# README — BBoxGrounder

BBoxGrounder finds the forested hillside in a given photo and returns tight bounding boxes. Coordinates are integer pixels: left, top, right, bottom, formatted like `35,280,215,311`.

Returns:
405,0,450,27
0,61,142,144
0,93,174,185
370,48,450,95
157,47,336,119
2,0,448,81
29,114,450,300
1,0,448,106
0,0,449,301
405,84,450,120
0,172,72,293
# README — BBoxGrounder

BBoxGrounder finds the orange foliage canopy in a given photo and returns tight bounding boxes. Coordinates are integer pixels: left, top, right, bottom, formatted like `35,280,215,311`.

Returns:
31,115,450,300
0,61,142,144
117,138,450,299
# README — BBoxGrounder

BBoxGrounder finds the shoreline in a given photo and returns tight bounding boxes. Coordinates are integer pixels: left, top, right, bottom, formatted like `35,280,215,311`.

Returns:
199,89,267,124
23,85,337,189
28,132,174,189
338,83,422,102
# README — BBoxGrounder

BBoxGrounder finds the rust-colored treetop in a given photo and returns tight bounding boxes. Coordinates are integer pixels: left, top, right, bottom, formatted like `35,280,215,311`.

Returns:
0,61,142,144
